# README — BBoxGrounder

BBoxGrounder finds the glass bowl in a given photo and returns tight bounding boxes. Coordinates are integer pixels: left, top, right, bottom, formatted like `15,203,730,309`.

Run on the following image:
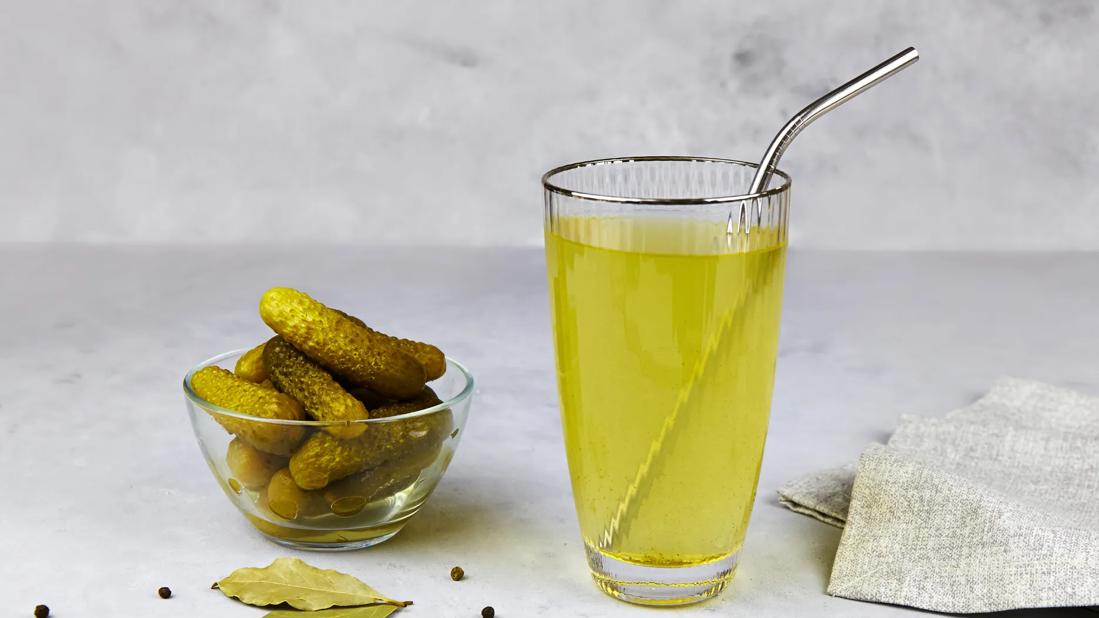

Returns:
183,349,474,551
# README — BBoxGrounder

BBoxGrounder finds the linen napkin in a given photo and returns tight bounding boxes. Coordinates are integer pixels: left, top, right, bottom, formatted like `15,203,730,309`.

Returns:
778,378,1099,613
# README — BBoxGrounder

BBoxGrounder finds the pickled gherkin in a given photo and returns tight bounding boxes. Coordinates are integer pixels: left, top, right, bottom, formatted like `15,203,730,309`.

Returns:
226,438,286,490
325,493,367,518
342,384,395,409
263,336,368,439
289,407,453,490
336,309,446,381
191,366,306,456
370,327,446,381
234,342,269,383
266,468,324,520
341,380,441,411
322,457,426,514
259,288,425,399
372,387,442,418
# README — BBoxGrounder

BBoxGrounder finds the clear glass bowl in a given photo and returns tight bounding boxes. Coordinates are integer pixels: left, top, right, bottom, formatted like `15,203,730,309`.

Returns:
183,349,474,551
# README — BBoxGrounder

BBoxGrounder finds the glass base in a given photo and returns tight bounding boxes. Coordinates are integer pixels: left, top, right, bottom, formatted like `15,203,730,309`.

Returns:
245,513,407,551
585,544,738,606
260,529,400,551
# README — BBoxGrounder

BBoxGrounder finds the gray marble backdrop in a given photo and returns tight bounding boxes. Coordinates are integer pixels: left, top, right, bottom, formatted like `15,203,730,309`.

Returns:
2,0,1097,249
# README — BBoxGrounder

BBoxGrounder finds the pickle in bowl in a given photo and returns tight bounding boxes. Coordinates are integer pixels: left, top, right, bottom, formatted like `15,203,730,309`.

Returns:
183,287,472,551
185,348,472,551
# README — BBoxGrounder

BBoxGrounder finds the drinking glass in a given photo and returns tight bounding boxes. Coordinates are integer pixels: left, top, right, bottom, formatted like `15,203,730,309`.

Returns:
543,157,791,605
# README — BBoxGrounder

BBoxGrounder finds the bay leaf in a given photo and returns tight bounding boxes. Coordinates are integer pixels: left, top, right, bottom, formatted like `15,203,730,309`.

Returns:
214,557,410,610
264,605,401,618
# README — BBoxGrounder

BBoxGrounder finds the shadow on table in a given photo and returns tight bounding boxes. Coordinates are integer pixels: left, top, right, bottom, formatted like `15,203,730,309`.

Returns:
377,480,500,552
764,494,843,591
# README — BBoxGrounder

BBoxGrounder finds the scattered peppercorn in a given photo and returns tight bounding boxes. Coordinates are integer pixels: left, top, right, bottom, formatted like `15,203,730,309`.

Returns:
34,605,49,618
481,606,495,618
450,566,465,581
158,586,172,599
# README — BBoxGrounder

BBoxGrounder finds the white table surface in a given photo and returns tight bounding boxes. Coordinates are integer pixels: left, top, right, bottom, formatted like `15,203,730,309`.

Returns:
2,245,1096,617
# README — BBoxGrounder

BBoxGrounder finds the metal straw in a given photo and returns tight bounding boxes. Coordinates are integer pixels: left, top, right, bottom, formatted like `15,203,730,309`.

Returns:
599,47,920,553
749,46,920,194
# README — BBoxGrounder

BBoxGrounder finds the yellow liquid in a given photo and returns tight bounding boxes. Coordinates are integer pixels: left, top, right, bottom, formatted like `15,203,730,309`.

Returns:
546,216,786,567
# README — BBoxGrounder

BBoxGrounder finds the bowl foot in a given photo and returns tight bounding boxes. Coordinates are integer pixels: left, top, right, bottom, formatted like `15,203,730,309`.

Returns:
260,529,401,551
245,512,408,551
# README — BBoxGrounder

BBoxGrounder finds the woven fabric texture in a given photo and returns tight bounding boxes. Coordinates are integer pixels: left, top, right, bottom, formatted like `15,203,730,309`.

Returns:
778,378,1099,613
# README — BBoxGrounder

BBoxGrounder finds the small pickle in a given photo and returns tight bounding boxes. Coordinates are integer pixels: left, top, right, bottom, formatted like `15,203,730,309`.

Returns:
233,342,269,383
266,468,324,520
190,366,306,456
322,456,427,514
372,387,442,418
290,406,453,490
342,384,396,409
325,493,367,517
336,309,447,381
259,288,426,399
372,327,445,381
226,438,286,490
263,336,368,439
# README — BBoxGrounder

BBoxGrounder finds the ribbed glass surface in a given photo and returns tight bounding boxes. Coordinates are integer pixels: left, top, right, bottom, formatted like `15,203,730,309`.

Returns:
544,158,790,247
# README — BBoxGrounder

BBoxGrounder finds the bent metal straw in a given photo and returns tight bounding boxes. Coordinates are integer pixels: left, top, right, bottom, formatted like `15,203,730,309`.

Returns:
599,46,920,551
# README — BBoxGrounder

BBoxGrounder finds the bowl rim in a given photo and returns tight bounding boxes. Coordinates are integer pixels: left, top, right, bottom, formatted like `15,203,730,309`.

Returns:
183,348,474,426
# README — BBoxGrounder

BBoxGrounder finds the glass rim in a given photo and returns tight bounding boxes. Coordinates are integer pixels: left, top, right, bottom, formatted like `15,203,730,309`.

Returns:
541,156,792,205
182,349,474,426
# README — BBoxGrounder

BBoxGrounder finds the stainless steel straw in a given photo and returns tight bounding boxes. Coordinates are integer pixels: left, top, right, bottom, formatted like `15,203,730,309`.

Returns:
749,46,919,194
600,46,920,551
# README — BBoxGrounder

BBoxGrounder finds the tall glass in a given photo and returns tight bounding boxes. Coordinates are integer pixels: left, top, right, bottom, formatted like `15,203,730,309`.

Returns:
543,157,791,605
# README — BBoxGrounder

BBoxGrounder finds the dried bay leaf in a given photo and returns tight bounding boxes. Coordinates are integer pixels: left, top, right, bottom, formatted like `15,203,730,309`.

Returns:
264,605,401,618
214,557,410,610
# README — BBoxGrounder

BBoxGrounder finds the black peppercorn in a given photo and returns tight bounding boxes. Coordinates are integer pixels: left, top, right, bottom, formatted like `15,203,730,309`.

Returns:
158,586,172,599
34,605,49,618
450,566,465,581
481,606,495,618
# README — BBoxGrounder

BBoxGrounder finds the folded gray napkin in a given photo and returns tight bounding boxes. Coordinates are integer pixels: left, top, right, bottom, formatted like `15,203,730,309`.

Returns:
778,378,1099,613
